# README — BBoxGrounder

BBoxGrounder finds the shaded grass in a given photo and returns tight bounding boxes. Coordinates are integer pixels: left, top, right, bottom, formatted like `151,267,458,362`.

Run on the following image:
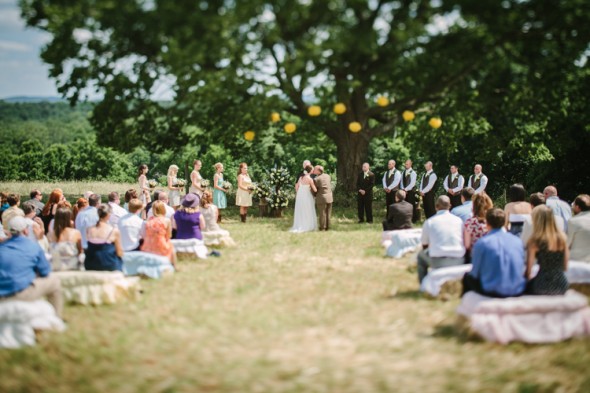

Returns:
0,209,589,392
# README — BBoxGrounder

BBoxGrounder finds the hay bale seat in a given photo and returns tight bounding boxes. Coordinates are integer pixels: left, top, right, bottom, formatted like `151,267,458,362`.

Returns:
53,271,141,306
0,300,65,348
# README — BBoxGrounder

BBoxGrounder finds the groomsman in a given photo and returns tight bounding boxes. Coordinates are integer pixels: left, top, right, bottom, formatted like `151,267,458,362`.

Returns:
382,160,401,214
443,165,465,209
357,163,375,223
467,164,488,194
419,161,438,219
401,159,419,222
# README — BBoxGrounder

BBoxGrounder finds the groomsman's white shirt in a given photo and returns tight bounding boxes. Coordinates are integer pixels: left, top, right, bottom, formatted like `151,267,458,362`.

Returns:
443,174,464,193
382,169,401,190
108,202,128,227
402,169,417,191
419,170,437,194
467,174,488,194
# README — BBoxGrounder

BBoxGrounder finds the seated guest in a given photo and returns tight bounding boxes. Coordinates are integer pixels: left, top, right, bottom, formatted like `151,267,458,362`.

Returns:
463,193,493,264
521,193,565,245
451,187,475,223
48,207,83,271
504,184,532,237
147,192,175,219
123,189,138,211
567,194,590,262
200,190,234,246
0,192,8,216
544,186,572,231
26,189,44,217
107,191,127,227
75,194,100,250
417,196,465,283
85,205,123,271
173,193,205,241
21,202,45,243
0,217,63,318
119,198,145,252
144,190,161,217
2,193,24,232
462,208,526,298
382,190,413,231
142,201,177,268
525,205,569,295
41,189,64,234
72,197,88,222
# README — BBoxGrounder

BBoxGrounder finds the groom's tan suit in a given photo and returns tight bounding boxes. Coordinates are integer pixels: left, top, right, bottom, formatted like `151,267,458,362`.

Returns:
314,173,333,231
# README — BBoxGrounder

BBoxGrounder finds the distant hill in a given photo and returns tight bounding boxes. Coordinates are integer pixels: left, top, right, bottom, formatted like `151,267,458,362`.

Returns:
1,96,65,103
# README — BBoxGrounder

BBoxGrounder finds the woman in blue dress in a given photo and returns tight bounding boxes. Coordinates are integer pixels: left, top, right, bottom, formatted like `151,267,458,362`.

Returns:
212,162,228,222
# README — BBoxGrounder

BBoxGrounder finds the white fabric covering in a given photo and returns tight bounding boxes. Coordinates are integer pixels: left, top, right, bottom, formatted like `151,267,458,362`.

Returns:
0,300,65,349
171,238,208,259
384,229,422,258
566,261,590,284
420,264,472,296
457,290,590,344
53,271,141,305
123,251,175,279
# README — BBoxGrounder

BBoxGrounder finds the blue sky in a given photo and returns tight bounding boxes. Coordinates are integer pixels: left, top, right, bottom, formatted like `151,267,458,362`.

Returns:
0,0,58,98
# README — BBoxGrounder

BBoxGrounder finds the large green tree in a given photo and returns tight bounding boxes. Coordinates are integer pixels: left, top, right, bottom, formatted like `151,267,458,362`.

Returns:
20,0,590,191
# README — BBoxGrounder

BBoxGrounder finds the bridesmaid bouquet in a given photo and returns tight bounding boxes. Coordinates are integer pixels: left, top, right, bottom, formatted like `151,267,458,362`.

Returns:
247,183,257,192
174,179,186,188
148,179,159,188
222,181,232,190
200,180,210,188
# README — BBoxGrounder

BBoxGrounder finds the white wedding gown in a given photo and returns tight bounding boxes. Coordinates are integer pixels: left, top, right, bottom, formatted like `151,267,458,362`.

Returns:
290,184,317,233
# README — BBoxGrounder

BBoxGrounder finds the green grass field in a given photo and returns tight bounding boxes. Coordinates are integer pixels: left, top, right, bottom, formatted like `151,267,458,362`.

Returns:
0,183,589,392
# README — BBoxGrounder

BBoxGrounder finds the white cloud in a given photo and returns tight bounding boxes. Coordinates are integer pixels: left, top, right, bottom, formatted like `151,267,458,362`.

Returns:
0,7,25,30
0,39,30,52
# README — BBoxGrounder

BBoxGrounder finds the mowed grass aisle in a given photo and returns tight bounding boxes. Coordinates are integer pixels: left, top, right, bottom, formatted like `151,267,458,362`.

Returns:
1,213,589,393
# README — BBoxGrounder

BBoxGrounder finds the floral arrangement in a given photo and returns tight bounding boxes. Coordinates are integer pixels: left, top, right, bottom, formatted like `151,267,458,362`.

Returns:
222,181,232,190
255,181,271,200
148,179,159,188
268,167,291,189
174,179,186,188
267,189,289,210
200,179,210,188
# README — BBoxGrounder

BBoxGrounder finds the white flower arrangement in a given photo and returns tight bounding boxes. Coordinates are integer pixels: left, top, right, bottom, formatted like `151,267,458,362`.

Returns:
222,181,232,190
148,179,159,188
268,189,289,209
268,167,291,188
174,179,186,187
200,179,210,188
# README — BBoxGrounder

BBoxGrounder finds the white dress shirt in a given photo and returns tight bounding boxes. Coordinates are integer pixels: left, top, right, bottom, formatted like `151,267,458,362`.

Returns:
382,169,401,190
546,196,573,232
419,171,437,194
108,202,128,227
567,211,590,262
75,206,98,249
119,213,145,251
421,210,465,258
468,174,488,194
147,204,175,220
402,169,417,191
443,173,464,193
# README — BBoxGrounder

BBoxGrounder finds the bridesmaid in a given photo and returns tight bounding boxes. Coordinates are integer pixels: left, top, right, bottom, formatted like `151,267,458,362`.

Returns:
167,164,182,210
213,162,227,222
138,164,151,205
189,159,205,197
236,162,254,223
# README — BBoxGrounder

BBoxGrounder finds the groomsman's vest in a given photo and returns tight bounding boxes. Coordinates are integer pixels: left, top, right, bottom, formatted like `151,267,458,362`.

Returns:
385,169,400,190
445,173,460,191
401,169,415,190
421,172,436,193
469,174,482,190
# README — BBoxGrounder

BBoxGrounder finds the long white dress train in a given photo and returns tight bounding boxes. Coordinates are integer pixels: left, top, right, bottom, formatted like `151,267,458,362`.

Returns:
290,184,317,233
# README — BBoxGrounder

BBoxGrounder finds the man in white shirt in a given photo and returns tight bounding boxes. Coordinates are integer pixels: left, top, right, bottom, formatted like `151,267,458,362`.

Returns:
467,164,488,194
544,186,573,231
119,198,145,251
443,165,465,208
417,195,465,283
75,194,100,250
419,161,438,219
107,192,128,227
147,192,175,219
568,194,590,262
401,159,419,222
382,160,401,214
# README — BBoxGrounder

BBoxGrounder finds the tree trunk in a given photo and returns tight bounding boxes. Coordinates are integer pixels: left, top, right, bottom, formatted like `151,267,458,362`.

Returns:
334,130,371,192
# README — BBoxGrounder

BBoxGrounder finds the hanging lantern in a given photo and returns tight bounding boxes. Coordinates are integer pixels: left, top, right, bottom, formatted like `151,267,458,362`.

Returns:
270,112,281,123
376,96,389,107
244,131,255,141
284,122,297,134
429,117,443,129
349,122,362,133
333,103,346,115
308,105,321,117
402,110,415,122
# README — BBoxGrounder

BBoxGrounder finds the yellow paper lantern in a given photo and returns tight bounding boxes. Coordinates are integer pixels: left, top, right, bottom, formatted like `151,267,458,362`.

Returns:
402,110,415,122
376,96,389,107
270,112,281,123
308,105,322,117
349,122,362,133
333,103,347,115
244,131,255,141
429,117,443,129
284,122,297,134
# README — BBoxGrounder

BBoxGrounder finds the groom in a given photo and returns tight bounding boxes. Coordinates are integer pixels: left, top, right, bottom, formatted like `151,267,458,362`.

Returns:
313,166,333,231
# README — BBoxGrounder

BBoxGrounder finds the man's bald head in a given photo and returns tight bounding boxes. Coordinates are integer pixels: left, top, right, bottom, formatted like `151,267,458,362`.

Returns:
543,186,558,197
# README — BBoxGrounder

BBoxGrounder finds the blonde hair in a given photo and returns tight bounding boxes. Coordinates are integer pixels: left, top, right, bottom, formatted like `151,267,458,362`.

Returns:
167,165,179,177
128,198,144,214
528,205,566,251
214,162,223,171
152,200,167,217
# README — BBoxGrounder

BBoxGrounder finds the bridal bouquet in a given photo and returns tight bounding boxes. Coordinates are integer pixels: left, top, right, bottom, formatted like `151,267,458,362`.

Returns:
148,179,159,188
247,183,257,192
174,179,186,188
268,167,290,189
222,181,232,190
255,182,271,199
268,189,289,209
200,179,210,188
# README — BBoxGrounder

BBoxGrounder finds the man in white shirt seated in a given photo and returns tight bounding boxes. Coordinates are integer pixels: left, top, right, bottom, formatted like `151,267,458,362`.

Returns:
107,191,128,227
568,194,590,262
118,199,145,252
544,186,573,231
147,192,175,219
417,195,466,283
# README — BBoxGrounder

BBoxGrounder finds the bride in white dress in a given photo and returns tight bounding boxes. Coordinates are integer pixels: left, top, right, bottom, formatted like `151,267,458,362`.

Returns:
290,167,318,233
